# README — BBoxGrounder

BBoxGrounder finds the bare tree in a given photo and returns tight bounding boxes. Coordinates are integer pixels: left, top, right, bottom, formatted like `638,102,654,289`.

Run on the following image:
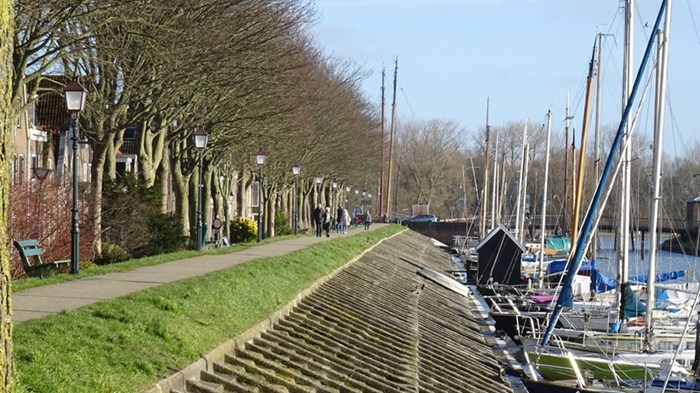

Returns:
0,1,15,390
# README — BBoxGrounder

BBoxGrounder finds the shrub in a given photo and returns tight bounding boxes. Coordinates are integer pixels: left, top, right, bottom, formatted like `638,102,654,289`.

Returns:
230,216,257,243
101,173,162,258
94,241,132,265
147,213,189,255
275,211,291,236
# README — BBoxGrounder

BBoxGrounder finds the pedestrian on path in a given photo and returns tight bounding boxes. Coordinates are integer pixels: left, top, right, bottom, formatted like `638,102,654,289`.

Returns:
323,206,332,237
314,204,323,237
364,210,372,231
340,208,351,234
336,206,343,233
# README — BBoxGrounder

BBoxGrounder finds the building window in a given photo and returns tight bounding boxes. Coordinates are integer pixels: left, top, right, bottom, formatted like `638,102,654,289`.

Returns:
12,154,17,184
18,155,25,185
124,126,137,140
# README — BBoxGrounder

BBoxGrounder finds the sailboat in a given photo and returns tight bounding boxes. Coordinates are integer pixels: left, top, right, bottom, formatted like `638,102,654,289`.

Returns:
523,0,695,388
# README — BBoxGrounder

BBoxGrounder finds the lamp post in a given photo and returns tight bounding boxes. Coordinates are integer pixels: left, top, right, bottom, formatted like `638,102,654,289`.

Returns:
345,186,351,208
292,164,301,235
64,78,87,275
315,175,323,206
194,127,209,250
32,167,51,240
256,148,267,242
362,190,366,213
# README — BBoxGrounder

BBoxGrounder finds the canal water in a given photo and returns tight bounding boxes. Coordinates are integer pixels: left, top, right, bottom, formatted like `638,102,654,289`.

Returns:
593,233,700,281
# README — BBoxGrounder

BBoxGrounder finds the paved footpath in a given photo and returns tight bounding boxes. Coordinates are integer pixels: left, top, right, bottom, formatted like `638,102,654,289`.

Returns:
12,224,386,324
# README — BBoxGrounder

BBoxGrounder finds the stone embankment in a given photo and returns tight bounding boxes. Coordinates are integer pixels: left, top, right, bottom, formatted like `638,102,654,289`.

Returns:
154,230,514,393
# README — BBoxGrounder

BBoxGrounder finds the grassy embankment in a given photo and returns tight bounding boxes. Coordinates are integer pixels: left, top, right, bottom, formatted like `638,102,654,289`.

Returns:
14,224,404,393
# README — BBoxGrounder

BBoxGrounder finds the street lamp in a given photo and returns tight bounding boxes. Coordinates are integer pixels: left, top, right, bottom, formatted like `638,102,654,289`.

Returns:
64,78,87,275
345,185,351,207
315,175,323,206
194,126,209,250
256,148,267,242
292,164,301,235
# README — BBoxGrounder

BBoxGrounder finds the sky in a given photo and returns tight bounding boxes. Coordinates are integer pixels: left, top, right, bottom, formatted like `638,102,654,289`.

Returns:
310,0,700,156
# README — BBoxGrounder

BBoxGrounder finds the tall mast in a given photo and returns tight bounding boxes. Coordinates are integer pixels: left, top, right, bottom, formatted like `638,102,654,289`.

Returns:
491,127,499,230
515,121,528,241
480,98,490,238
646,0,672,351
563,94,571,235
379,66,386,218
520,139,530,243
593,33,607,262
539,110,553,288
572,42,597,244
618,0,634,312
385,57,398,218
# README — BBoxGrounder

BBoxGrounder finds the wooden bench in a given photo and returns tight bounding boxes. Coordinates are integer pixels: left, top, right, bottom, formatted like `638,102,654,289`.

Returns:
13,239,70,278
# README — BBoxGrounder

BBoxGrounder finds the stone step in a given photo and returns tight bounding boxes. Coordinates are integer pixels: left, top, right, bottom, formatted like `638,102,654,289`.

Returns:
210,362,290,393
226,352,338,393
185,379,224,393
200,369,260,392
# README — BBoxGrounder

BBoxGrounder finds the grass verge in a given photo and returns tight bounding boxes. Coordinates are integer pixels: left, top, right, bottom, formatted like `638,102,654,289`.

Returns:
14,224,404,393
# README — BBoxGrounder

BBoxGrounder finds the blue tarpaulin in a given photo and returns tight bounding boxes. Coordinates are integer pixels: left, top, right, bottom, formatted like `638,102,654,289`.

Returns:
590,268,686,293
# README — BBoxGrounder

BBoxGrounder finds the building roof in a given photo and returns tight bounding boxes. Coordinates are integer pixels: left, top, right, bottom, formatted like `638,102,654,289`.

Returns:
475,224,527,253
29,76,72,133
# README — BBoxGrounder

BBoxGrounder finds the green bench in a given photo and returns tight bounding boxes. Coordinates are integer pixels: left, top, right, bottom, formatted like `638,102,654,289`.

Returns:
13,239,70,278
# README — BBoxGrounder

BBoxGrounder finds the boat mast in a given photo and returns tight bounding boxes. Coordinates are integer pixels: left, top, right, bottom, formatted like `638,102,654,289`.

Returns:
538,110,553,288
480,98,490,238
385,57,398,218
491,126,499,230
540,0,667,347
593,33,608,262
618,0,634,320
520,140,530,242
515,121,528,241
646,0,672,352
379,66,385,219
562,94,571,235
572,42,597,244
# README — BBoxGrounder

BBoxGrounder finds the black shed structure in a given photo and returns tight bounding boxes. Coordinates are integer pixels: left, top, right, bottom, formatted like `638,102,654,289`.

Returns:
475,224,525,286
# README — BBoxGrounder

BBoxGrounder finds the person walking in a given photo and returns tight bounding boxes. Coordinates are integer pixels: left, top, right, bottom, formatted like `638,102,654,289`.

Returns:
340,207,351,234
364,210,372,231
323,206,332,237
336,206,343,233
313,204,323,237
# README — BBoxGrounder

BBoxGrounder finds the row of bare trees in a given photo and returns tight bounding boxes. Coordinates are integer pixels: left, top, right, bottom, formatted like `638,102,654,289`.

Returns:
13,0,382,254
389,117,700,238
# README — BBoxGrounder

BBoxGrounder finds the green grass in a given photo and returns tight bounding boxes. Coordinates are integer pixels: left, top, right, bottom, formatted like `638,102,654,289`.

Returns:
13,225,404,393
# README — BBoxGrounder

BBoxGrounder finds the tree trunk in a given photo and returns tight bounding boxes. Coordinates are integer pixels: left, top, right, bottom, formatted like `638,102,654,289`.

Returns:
170,143,191,237
237,171,250,219
201,164,212,242
90,134,113,255
140,119,166,188
0,0,16,389
159,145,171,214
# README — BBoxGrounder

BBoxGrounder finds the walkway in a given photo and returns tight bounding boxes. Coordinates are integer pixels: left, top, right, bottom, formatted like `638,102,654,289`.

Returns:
12,224,386,324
